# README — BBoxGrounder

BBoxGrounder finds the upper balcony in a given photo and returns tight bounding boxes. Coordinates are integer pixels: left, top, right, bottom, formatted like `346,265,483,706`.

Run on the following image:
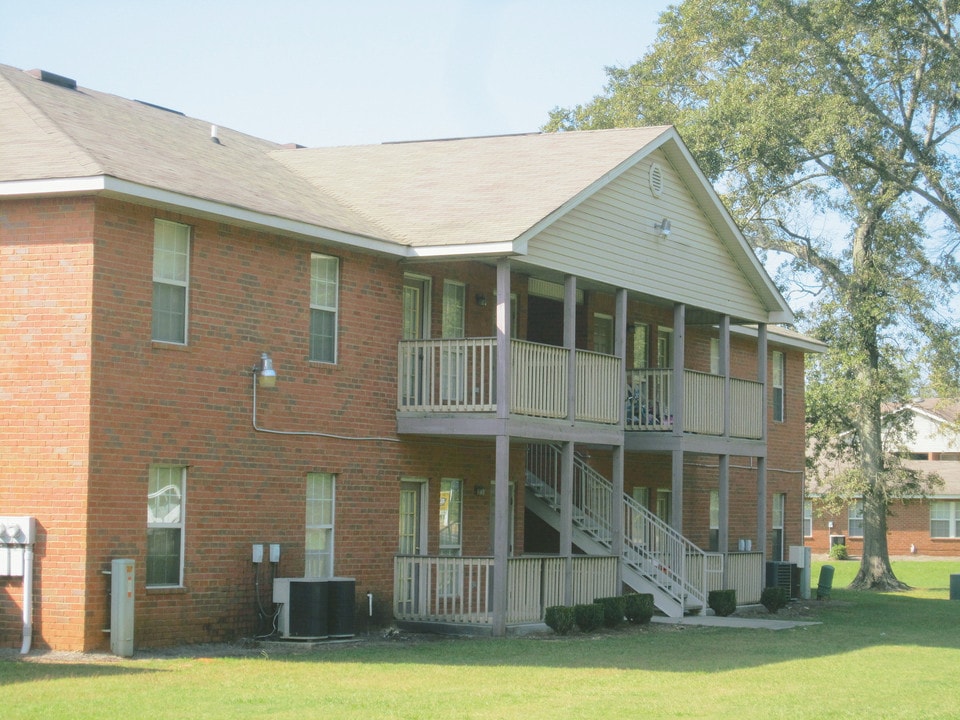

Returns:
396,338,765,446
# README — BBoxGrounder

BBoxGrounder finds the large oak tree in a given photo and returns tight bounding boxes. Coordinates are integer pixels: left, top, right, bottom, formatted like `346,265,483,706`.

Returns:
547,0,960,588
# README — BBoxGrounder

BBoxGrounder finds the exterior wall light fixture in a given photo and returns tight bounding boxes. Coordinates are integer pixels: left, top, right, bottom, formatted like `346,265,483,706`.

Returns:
654,218,671,237
255,352,277,388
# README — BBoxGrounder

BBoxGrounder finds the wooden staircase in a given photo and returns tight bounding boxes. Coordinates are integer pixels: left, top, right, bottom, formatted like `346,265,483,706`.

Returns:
525,444,720,617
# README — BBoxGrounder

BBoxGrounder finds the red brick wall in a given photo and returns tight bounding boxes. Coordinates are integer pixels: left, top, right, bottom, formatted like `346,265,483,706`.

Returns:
0,196,96,651
808,498,960,557
2,193,815,650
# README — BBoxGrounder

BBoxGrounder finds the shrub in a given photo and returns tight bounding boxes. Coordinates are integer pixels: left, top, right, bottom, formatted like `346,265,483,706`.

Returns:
623,593,655,624
829,543,849,560
761,586,788,613
574,603,604,632
708,589,737,617
594,596,627,627
544,605,575,635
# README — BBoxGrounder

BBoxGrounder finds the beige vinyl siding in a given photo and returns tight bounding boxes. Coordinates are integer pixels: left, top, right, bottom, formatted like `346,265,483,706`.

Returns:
524,150,769,321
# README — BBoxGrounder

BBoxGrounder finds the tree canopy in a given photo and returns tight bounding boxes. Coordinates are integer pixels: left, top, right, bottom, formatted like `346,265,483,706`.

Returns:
547,0,960,588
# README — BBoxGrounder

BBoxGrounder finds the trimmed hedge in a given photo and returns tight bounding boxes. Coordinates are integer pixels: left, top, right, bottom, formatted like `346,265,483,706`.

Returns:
623,593,655,624
574,603,605,632
594,596,627,627
708,589,737,617
761,586,788,613
544,605,575,634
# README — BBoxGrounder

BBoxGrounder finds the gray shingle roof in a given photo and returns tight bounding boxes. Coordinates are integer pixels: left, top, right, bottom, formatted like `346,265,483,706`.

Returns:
0,63,670,249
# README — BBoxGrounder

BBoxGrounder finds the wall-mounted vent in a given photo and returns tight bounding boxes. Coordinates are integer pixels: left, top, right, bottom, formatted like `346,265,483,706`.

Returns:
26,69,77,90
649,162,665,197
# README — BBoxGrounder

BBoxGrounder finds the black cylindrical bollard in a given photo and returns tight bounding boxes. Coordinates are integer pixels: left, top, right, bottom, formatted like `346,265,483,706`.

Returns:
817,564,835,600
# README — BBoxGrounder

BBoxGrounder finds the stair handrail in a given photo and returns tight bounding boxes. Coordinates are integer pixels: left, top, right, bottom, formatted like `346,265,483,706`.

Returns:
525,443,709,611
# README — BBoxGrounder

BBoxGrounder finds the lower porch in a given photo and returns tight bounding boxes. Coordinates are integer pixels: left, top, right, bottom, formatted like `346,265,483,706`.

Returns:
393,552,764,632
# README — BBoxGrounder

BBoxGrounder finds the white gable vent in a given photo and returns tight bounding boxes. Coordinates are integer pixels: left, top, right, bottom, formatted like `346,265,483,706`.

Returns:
649,162,665,197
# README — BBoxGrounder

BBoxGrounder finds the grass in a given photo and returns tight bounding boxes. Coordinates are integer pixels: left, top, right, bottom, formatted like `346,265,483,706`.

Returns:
2,560,959,720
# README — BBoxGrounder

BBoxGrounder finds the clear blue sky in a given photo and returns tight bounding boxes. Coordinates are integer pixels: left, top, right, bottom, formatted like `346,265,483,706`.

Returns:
2,0,672,148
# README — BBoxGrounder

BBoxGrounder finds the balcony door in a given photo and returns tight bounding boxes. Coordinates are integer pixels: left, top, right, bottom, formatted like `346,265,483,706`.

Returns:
440,281,466,403
397,479,427,613
401,275,430,405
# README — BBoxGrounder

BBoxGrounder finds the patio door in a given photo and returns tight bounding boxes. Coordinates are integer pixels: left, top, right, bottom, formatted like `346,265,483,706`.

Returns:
401,275,430,406
439,478,463,596
440,281,466,403
397,479,428,613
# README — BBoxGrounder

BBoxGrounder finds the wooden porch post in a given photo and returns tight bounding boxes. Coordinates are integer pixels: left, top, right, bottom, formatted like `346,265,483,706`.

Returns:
671,303,685,533
561,275,577,604
492,259,512,636
493,434,510,636
611,289,627,587
720,315,731,438
719,453,730,585
756,323,768,557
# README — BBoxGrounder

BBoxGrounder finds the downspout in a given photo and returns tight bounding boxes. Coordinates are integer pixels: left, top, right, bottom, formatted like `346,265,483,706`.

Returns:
20,545,33,654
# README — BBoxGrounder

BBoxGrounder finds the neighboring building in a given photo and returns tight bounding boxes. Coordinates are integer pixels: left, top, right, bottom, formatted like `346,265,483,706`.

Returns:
806,399,960,557
1,65,820,652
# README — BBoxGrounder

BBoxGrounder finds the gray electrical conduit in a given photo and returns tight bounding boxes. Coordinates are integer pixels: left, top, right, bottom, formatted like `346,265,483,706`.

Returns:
251,371,400,442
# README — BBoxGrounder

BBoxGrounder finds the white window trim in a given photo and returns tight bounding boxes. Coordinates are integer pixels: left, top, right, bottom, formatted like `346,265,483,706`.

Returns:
930,500,959,539
772,350,785,423
152,219,190,345
310,253,340,364
848,499,864,538
305,472,335,578
146,465,186,588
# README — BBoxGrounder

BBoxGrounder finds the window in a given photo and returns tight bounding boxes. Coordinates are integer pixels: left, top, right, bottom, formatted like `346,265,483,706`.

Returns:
305,472,335,577
633,323,649,367
439,478,463,597
772,350,785,422
656,489,672,524
439,478,463,556
593,313,614,355
442,281,465,339
848,499,864,538
310,254,339,363
804,499,813,537
152,219,190,344
772,493,785,561
930,501,960,538
657,327,673,368
709,490,720,552
147,465,185,586
710,338,720,375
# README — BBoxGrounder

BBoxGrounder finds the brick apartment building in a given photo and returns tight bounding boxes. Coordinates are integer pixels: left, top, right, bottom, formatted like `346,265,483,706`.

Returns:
0,64,822,652
807,399,960,558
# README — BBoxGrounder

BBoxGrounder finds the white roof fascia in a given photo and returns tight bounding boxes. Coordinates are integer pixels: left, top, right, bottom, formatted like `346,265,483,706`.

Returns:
1,175,412,257
406,241,521,259
731,325,828,354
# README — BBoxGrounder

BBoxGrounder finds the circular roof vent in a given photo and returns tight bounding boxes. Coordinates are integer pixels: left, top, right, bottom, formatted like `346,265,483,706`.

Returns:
649,163,664,197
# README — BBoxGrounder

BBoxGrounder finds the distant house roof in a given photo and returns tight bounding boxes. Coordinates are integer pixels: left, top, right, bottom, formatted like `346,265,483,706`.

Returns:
0,63,794,323
809,399,960,499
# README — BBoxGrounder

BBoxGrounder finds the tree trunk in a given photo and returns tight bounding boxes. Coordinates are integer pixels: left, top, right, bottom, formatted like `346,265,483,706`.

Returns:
848,302,908,591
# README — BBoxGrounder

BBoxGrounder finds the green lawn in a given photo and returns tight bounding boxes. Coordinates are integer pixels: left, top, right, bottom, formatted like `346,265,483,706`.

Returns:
2,560,959,720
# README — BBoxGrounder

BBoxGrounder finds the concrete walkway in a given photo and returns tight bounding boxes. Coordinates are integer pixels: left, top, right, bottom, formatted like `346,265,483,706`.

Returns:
652,614,821,630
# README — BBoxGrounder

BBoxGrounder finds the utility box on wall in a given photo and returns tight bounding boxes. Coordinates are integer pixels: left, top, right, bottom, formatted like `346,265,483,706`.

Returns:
110,558,135,657
0,516,36,577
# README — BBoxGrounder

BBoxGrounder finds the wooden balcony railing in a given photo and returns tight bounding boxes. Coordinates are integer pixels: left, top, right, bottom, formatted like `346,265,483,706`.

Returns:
394,554,617,626
398,338,621,424
626,368,763,439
